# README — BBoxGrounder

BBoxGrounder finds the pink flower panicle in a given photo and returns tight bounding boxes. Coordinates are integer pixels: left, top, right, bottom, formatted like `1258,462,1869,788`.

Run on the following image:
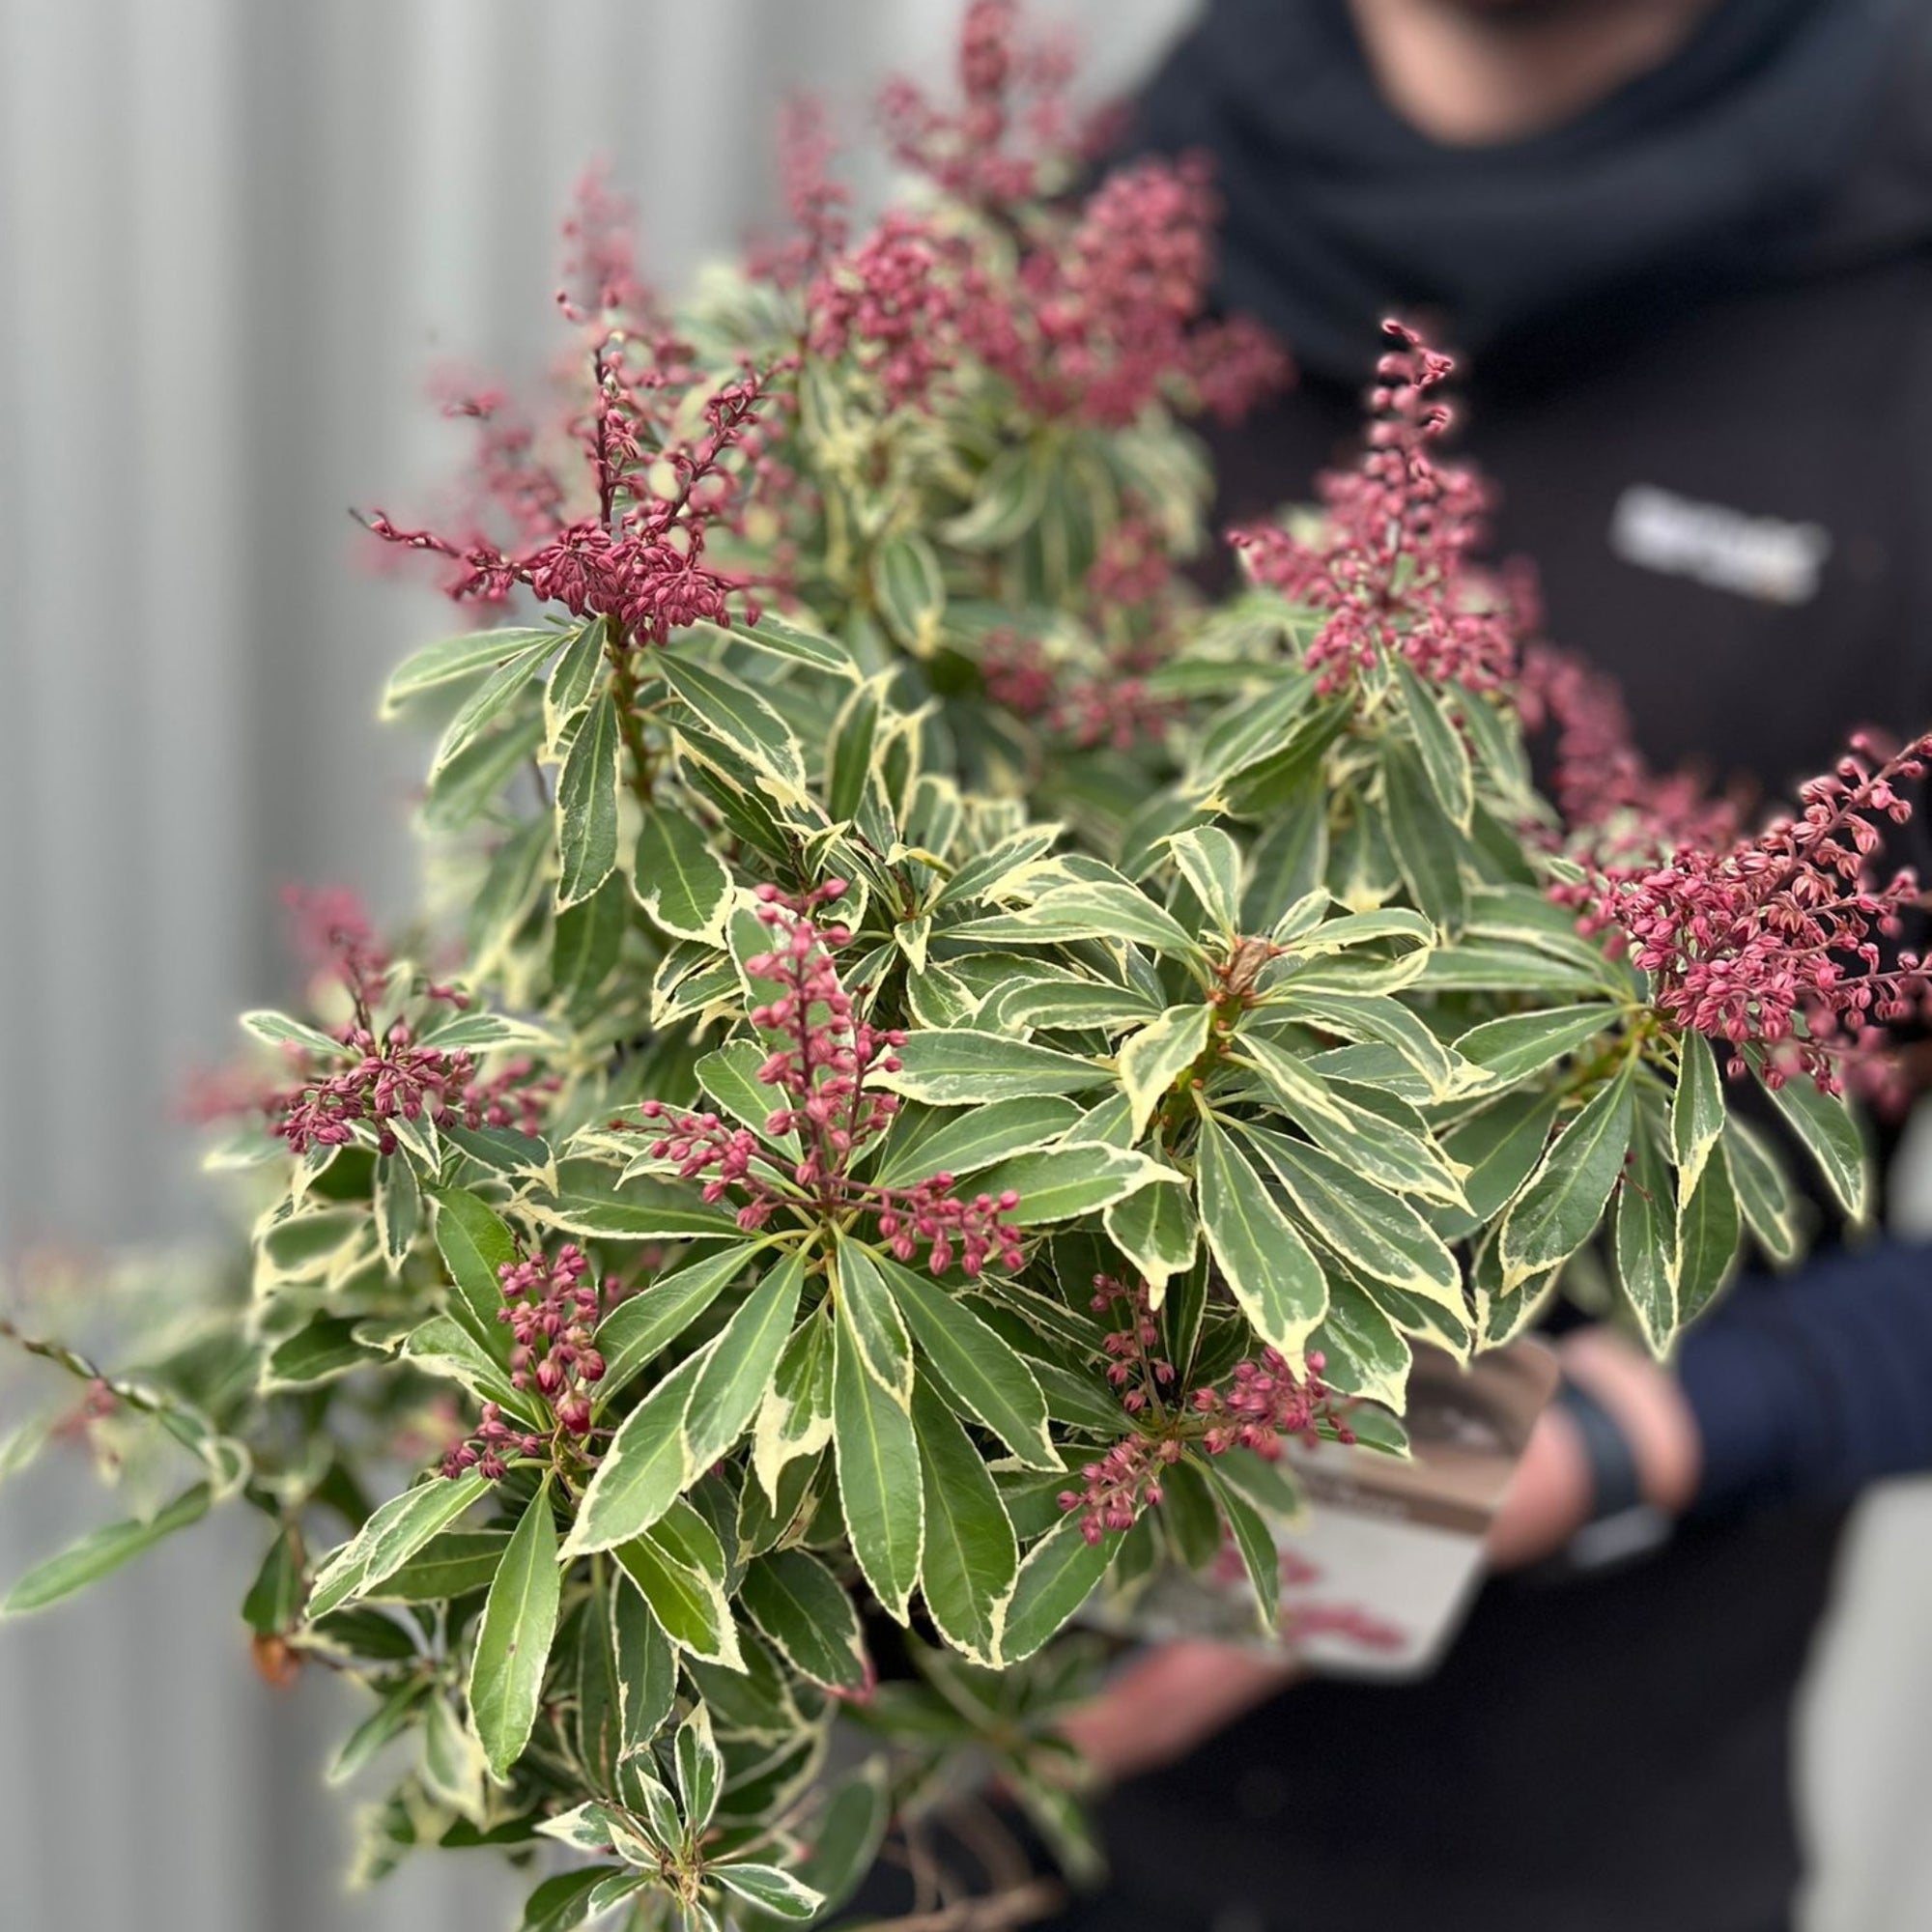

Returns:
756,97,852,290
625,883,1025,1278
950,155,1290,430
1192,1349,1353,1459
980,630,1176,753
366,335,792,644
1520,644,1743,860
1572,731,1932,1093
811,3,1287,432
366,176,794,644
1058,1280,1352,1544
1234,320,1516,696
809,212,961,413
442,1241,616,1478
262,904,555,1156
879,0,1083,208
270,1025,555,1158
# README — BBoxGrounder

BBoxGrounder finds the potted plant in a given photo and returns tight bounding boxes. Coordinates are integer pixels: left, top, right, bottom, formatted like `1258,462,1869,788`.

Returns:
6,5,1921,1926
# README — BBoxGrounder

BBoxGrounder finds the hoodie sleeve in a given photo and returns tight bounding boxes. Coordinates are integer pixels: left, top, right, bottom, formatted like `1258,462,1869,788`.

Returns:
1676,1242,1932,1511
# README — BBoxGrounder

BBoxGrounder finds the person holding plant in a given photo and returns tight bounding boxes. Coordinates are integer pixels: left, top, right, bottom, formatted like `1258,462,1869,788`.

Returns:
1053,2,1932,1928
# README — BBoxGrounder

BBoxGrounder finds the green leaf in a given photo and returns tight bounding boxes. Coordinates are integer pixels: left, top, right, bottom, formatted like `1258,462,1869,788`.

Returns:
543,617,606,744
612,1525,743,1667
402,1314,534,1421
752,1309,837,1500
1268,989,1462,1100
1435,1089,1561,1236
635,804,733,943
1189,672,1317,788
518,1867,623,1932
875,529,946,647
787,1765,890,1927
307,1472,489,1619
1199,1462,1280,1633
594,1242,762,1406
1238,1122,1462,1308
431,1186,519,1359
424,712,545,833
327,1678,430,1785
913,1380,1018,1662
1380,739,1469,936
710,1862,823,1922
660,652,808,797
614,1568,678,1747
263,1313,383,1390
952,882,1207,962
384,626,559,716
1671,1029,1727,1200
998,1516,1112,1664
1616,1112,1678,1355
1498,1065,1634,1291
738,610,856,675
240,1009,352,1059
834,1236,914,1405
552,869,629,1010
973,1143,1177,1225
242,1529,303,1635
1105,1172,1200,1303
832,1285,923,1621
873,1251,1057,1467
880,1029,1110,1105
872,1095,1082,1187
683,1252,807,1466
562,1350,710,1557
674,1706,724,1833
1193,1113,1328,1360
1119,1004,1212,1140
527,1159,740,1242
367,1530,512,1604
1165,827,1243,937
555,690,623,908
1676,1139,1741,1326
1726,1115,1804,1265
469,1479,562,1778
432,634,556,780
1309,1271,1411,1409
739,1548,870,1693
1240,1037,1466,1207
1,1482,211,1618
1394,656,1474,830
1454,1005,1617,1091
1755,1058,1869,1223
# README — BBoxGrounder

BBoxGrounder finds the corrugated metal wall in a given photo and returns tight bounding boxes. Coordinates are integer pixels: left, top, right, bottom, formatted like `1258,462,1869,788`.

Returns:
0,3,1927,1926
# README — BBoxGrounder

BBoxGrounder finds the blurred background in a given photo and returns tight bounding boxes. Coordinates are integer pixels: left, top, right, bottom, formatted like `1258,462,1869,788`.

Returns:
1,2,1929,1927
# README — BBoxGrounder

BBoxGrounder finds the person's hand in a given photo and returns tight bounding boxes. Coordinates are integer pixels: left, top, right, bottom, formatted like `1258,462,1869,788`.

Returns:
1485,1325,1702,1569
1063,1328,1704,1783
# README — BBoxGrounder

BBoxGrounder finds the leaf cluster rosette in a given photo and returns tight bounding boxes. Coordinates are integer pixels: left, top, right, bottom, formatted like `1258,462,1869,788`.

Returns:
5,5,1925,1927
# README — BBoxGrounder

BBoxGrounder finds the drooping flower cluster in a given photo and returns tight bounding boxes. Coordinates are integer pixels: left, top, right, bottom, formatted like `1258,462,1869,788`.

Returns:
1235,321,1518,696
1572,732,1932,1092
878,0,1086,208
1520,642,1743,861
963,156,1289,430
1192,1349,1353,1459
365,169,792,643
628,883,1025,1278
1059,1279,1351,1544
441,1243,613,1478
262,891,554,1156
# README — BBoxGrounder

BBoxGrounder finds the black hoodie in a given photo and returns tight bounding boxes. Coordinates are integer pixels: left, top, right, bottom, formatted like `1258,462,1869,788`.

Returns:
1046,5,1932,1929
